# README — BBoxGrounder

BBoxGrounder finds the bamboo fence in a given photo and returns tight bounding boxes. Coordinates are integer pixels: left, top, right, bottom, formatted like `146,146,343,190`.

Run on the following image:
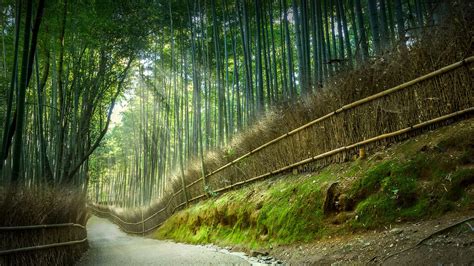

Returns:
0,223,87,264
92,56,474,235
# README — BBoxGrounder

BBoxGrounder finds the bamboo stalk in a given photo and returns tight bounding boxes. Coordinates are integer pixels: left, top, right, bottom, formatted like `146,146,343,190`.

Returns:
188,194,206,203
141,189,182,223
92,58,473,234
88,205,109,213
95,106,474,233
89,205,139,225
89,188,185,226
172,201,187,213
89,207,142,234
186,177,203,189
143,221,163,233
204,56,473,179
96,106,473,234
0,223,85,230
146,108,474,232
0,238,88,256
215,107,473,194
141,209,144,236
173,189,183,197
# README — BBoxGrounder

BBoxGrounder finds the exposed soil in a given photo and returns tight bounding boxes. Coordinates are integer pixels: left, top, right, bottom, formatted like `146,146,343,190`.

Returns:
153,118,474,265
269,211,474,265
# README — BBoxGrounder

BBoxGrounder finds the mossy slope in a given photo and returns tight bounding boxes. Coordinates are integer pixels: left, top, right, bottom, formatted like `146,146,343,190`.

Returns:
154,119,474,249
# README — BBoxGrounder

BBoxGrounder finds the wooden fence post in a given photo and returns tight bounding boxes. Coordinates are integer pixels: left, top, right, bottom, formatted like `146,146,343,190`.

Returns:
180,175,189,208
141,208,144,236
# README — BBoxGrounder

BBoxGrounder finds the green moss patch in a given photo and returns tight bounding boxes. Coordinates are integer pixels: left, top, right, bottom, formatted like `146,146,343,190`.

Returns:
155,171,341,249
154,119,474,249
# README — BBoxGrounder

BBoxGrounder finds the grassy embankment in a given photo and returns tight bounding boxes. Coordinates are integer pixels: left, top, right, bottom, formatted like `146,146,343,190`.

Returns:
154,118,474,249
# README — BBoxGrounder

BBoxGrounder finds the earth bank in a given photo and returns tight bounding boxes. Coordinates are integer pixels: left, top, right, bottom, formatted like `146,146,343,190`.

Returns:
153,118,474,264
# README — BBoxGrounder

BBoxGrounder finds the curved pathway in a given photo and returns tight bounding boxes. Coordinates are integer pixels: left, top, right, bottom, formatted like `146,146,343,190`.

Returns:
77,216,249,265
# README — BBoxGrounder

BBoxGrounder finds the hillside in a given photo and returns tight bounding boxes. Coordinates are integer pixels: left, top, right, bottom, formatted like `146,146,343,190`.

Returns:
154,117,474,264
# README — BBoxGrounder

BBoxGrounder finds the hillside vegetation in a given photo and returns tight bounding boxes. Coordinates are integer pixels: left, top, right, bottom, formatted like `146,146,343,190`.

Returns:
154,118,474,249
0,188,88,265
89,0,474,211
99,1,474,234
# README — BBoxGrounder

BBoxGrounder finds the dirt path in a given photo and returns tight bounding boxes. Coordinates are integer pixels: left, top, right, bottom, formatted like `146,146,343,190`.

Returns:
271,212,474,265
77,213,473,265
76,216,250,265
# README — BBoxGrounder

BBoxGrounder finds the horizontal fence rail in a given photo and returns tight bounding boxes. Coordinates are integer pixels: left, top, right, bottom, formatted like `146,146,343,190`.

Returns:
213,107,474,193
188,56,474,189
0,223,87,256
92,56,474,235
0,223,86,231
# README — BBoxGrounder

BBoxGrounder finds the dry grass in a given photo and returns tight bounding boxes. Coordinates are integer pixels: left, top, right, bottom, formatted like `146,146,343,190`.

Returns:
0,186,88,265
153,118,474,249
104,1,474,234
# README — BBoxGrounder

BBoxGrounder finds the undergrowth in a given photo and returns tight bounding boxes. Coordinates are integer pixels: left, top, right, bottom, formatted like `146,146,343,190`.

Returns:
154,119,474,249
156,170,339,249
115,1,474,233
0,186,88,265
348,121,474,229
150,1,474,249
142,0,471,200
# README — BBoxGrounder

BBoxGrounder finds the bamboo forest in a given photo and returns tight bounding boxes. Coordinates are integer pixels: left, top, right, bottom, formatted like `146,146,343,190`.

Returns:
1,0,473,265
89,0,449,206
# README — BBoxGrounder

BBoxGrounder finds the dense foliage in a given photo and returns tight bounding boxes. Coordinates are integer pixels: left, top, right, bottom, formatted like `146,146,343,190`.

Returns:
0,0,155,190
86,0,446,206
0,0,456,205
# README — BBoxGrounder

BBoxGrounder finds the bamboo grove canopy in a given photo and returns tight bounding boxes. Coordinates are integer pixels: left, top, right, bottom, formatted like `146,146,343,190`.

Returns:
0,0,457,202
